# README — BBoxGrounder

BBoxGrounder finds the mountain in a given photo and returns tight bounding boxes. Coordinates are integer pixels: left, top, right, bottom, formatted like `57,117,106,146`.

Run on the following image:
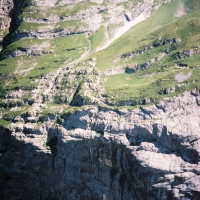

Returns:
0,0,200,199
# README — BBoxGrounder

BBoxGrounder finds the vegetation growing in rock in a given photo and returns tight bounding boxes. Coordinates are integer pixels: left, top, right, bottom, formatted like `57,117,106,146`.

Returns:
0,0,200,122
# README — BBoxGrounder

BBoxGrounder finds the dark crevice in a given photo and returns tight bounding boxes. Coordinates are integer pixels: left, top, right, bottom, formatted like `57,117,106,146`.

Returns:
119,148,126,200
1,0,28,59
46,136,58,169
124,13,130,22
69,83,82,106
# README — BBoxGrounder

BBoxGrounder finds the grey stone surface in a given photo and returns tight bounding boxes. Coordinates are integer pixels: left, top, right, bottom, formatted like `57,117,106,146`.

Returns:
1,91,200,199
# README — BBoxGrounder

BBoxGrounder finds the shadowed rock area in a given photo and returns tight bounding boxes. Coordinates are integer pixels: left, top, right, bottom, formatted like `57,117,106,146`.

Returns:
0,91,200,200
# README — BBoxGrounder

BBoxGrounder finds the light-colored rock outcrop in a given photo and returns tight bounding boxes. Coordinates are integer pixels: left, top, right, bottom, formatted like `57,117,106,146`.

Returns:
1,91,200,199
11,0,165,43
7,41,53,57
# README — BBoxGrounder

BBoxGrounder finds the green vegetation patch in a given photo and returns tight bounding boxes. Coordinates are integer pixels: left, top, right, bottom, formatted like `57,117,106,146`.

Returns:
0,34,90,93
89,0,191,71
103,64,198,105
17,22,47,31
0,118,11,128
17,20,87,33
89,25,107,53
55,20,87,32
97,0,200,106
107,23,121,39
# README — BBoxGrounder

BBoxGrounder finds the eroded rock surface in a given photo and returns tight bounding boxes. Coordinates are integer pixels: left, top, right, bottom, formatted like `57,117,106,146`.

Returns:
1,91,200,200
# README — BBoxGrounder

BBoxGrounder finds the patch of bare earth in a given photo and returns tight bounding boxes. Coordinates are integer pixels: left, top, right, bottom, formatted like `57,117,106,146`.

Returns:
175,2,186,18
175,71,192,83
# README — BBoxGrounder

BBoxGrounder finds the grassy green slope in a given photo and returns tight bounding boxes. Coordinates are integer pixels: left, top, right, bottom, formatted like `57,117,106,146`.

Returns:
91,0,199,70
0,35,90,90
84,0,200,105
0,0,199,123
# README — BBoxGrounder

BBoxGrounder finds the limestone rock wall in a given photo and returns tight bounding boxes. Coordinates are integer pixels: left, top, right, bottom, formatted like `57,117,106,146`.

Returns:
10,0,163,43
0,91,200,200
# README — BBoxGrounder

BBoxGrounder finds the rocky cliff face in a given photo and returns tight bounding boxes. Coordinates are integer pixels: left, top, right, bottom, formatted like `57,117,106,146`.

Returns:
1,91,200,200
10,0,161,44
0,0,25,49
0,0,200,200
0,0,13,49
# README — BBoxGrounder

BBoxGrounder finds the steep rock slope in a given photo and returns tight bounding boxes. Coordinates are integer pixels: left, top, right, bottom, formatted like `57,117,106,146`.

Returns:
0,0,200,199
0,0,14,50
1,91,200,199
0,0,26,49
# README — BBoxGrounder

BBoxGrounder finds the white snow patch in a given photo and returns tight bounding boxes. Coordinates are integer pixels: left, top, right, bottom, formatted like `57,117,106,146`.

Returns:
96,14,146,51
